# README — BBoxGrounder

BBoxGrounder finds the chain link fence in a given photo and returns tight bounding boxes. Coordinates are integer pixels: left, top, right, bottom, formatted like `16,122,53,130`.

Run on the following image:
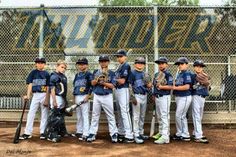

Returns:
0,6,236,123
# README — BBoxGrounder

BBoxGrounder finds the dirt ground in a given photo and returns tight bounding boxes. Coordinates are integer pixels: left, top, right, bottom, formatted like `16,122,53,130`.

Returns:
0,122,236,157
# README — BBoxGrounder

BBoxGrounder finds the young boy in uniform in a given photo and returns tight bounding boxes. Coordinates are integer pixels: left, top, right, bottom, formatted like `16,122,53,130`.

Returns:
129,57,152,144
87,55,118,143
172,57,192,142
114,49,134,143
46,60,68,142
152,57,173,144
20,57,50,140
73,58,92,141
191,60,210,143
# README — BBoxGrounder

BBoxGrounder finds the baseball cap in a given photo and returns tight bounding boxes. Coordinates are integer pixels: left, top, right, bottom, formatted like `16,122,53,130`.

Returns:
98,55,110,62
154,57,168,64
135,57,146,64
193,59,206,67
115,49,127,57
174,57,189,65
76,58,88,65
34,57,46,63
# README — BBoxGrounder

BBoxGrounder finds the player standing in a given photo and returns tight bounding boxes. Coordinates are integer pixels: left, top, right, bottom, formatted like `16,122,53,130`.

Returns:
129,57,152,144
87,55,118,143
114,49,134,143
191,60,210,143
152,57,173,144
72,58,93,141
172,57,192,141
20,57,50,140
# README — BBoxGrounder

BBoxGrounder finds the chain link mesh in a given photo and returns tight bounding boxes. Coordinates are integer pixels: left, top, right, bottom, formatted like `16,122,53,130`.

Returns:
0,6,236,123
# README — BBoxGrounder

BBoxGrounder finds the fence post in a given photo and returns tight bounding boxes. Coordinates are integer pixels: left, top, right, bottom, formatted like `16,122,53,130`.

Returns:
153,4,158,73
39,4,45,58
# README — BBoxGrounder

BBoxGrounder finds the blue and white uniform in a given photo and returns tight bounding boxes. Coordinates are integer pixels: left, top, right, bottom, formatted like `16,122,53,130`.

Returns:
89,69,118,137
191,73,209,139
129,69,149,138
173,70,192,138
24,69,50,135
153,69,173,141
49,71,67,109
114,62,133,139
73,71,92,137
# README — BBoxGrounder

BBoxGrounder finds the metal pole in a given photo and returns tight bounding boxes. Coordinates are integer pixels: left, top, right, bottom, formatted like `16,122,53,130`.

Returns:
153,4,158,73
39,4,44,58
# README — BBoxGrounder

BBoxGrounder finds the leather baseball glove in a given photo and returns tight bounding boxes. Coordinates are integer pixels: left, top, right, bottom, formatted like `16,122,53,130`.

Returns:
196,72,210,87
155,71,167,86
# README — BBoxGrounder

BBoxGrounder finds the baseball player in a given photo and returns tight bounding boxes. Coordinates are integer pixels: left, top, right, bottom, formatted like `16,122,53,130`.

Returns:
114,49,134,143
72,58,92,141
152,57,173,144
191,60,209,143
47,60,68,142
129,57,152,144
87,55,118,143
172,57,192,141
19,57,50,140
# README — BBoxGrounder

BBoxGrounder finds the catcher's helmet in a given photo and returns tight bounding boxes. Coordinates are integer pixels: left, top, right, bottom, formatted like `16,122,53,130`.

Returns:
98,55,110,62
115,49,127,57
34,57,46,63
174,57,189,65
76,57,88,65
155,57,168,64
135,57,146,64
193,60,206,67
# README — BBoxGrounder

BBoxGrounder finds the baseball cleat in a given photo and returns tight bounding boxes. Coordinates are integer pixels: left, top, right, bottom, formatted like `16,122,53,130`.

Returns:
154,136,169,144
40,133,46,140
118,134,125,143
86,134,96,142
19,134,32,140
152,133,161,140
123,138,134,143
111,133,118,143
181,136,191,142
194,137,209,144
134,136,144,144
140,134,149,140
171,135,182,141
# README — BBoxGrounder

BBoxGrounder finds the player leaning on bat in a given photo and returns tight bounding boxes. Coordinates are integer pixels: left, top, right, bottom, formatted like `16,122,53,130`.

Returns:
72,58,93,141
191,60,210,143
87,55,119,143
129,57,152,144
152,57,173,144
20,57,50,140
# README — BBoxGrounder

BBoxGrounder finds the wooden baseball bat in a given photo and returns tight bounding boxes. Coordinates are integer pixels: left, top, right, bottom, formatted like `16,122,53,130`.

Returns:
13,99,28,144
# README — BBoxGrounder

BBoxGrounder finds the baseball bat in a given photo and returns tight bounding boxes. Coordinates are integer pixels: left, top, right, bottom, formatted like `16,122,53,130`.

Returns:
13,99,28,144
65,100,86,113
149,104,156,137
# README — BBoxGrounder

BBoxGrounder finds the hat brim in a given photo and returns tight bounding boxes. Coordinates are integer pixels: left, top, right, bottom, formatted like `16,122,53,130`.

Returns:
155,60,168,64
174,62,188,65
115,54,126,57
76,62,88,65
135,62,146,64
99,59,109,62
35,61,46,63
193,64,206,67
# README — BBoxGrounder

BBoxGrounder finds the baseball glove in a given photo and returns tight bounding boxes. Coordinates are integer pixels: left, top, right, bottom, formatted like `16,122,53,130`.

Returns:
155,71,167,86
130,94,137,105
143,72,152,84
196,72,210,87
95,69,108,85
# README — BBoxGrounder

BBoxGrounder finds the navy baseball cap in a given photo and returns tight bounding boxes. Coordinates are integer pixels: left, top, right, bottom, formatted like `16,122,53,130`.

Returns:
155,57,168,64
174,57,189,65
135,57,146,64
115,49,127,57
98,55,110,62
76,58,88,65
193,59,206,67
34,57,46,63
